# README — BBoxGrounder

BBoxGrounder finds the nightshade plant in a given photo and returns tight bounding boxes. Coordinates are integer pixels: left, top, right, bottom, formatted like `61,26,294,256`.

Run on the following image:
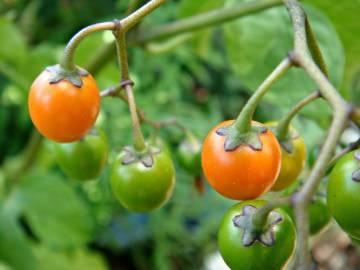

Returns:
1,0,360,269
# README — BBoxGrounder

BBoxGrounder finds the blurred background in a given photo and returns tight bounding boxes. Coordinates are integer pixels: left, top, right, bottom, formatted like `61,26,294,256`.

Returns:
0,0,360,269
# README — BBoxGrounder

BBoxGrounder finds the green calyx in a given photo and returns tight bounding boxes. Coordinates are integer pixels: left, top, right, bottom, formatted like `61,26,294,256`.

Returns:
232,205,283,247
351,151,360,182
121,144,161,168
271,127,299,154
216,123,267,151
46,64,89,88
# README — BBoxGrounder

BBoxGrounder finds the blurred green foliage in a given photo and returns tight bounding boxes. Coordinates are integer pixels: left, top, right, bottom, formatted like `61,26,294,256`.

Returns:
0,0,360,269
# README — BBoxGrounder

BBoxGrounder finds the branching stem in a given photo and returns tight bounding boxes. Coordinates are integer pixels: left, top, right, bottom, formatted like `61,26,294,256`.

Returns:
60,0,166,71
113,23,146,152
283,0,352,269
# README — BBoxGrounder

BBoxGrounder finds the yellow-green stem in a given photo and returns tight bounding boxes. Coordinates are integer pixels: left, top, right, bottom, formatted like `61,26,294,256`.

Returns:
114,24,146,152
234,57,292,133
60,0,166,71
251,197,290,232
276,91,319,141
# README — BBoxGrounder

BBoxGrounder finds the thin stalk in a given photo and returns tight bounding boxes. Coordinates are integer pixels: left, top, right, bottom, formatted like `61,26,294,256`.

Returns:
251,197,290,231
60,0,166,71
234,57,292,133
60,22,115,71
86,0,283,70
137,0,283,43
328,137,360,172
276,91,320,141
114,25,146,151
145,33,194,54
125,84,146,151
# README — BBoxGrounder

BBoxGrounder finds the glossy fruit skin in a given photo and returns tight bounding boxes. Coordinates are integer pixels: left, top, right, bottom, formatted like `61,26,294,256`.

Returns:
282,196,330,235
218,200,296,270
177,139,202,176
54,129,108,180
327,151,360,239
266,122,306,191
111,148,175,212
201,120,281,200
28,69,100,142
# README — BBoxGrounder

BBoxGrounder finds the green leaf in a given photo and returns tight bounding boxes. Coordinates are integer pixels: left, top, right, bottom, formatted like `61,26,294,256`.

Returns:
0,18,27,67
15,171,93,249
0,207,36,270
304,0,360,97
32,245,108,270
0,262,11,270
224,1,344,122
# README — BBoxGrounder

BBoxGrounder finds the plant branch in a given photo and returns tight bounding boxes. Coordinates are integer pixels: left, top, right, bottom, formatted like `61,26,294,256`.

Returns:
86,0,283,71
145,33,194,54
283,0,351,269
61,0,166,71
136,0,283,43
113,23,146,152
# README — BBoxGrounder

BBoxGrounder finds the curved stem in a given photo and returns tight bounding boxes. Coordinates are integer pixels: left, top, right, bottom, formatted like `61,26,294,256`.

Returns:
60,22,115,71
251,197,290,232
276,91,320,141
327,137,360,172
234,57,292,133
60,0,166,71
114,25,146,152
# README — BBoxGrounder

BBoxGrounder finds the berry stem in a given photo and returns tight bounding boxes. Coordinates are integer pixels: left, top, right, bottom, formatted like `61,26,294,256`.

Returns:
60,22,116,71
233,57,292,133
113,23,146,152
276,91,320,141
59,0,166,72
251,197,290,232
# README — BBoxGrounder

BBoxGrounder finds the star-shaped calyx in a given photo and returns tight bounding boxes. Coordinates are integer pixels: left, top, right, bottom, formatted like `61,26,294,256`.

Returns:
46,64,89,88
351,151,360,182
216,123,267,151
121,145,161,168
268,126,300,154
232,205,283,247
